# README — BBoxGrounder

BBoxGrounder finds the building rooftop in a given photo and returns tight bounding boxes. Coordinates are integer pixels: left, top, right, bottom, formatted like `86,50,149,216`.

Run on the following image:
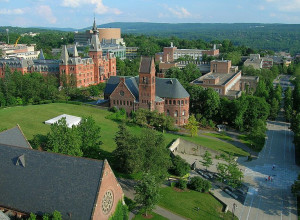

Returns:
0,144,104,219
193,71,240,86
0,125,31,149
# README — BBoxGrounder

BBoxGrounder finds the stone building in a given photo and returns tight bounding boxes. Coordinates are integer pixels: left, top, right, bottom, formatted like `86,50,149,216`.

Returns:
0,19,117,88
0,126,124,220
104,57,190,125
244,54,273,69
192,60,259,99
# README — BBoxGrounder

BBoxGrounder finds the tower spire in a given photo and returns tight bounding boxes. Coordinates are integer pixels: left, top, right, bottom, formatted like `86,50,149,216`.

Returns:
92,17,98,34
61,45,69,64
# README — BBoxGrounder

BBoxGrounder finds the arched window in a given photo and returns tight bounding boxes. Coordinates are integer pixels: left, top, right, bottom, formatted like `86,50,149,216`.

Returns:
177,100,180,105
167,109,170,115
173,100,176,105
182,111,185,116
181,100,184,105
174,110,178,117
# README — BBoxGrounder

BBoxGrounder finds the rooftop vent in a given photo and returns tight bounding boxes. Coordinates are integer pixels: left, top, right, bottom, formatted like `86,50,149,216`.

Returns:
16,154,25,167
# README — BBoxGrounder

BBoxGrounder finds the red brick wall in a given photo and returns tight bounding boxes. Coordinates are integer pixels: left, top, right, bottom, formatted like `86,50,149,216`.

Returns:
89,51,102,83
155,100,165,113
92,160,124,220
163,47,177,62
110,78,135,114
164,97,189,125
211,61,231,73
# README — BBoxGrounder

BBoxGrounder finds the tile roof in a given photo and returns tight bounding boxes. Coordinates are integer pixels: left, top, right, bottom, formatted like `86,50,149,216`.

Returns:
0,125,31,149
0,144,104,219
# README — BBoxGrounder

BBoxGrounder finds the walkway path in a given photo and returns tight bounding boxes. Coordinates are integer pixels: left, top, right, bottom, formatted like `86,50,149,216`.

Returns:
236,119,299,220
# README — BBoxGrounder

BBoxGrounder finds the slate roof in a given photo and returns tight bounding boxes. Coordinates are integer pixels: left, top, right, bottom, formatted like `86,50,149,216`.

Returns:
0,125,31,148
105,76,189,100
0,144,104,219
139,56,152,74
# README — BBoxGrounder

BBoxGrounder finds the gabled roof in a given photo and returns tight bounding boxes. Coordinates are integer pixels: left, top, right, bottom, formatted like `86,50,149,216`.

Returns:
105,76,189,100
0,125,31,149
0,144,104,219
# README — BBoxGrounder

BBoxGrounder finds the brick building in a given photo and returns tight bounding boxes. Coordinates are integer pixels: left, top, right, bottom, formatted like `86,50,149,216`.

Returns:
0,19,116,88
192,60,259,99
0,126,124,220
104,57,190,125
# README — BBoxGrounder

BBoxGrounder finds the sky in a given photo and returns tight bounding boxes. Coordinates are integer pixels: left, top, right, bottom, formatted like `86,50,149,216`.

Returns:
0,0,300,28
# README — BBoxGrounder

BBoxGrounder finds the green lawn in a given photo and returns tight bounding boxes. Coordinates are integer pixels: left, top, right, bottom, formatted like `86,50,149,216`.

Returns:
0,103,248,157
133,212,168,220
201,132,234,142
158,187,237,220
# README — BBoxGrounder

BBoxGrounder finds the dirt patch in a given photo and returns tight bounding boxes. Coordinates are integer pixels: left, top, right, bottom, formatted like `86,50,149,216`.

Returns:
141,214,154,219
173,187,190,192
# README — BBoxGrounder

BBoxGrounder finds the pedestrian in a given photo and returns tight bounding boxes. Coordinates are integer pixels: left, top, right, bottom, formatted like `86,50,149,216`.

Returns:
265,176,268,181
271,176,273,182
268,176,270,181
272,164,275,170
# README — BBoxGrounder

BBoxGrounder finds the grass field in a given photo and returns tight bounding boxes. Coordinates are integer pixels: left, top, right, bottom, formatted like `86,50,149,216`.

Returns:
201,132,233,142
158,187,237,220
0,103,248,157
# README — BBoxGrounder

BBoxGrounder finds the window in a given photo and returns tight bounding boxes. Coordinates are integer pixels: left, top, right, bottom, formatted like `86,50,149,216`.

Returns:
182,111,185,116
185,100,187,104
169,100,172,105
113,100,115,105
173,100,176,105
174,111,178,117
123,101,126,105
181,100,184,105
177,100,180,105
117,100,119,105
127,101,129,105
167,109,170,115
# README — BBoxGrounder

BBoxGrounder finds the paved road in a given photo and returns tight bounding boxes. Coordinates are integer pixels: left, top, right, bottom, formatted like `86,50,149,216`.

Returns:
237,120,299,220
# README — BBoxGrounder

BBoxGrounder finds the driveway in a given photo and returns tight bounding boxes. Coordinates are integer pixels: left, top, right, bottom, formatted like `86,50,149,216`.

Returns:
237,119,299,220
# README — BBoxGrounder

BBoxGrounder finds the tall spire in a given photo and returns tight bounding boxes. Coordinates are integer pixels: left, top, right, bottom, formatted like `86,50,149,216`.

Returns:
61,45,69,64
92,17,98,34
73,45,79,57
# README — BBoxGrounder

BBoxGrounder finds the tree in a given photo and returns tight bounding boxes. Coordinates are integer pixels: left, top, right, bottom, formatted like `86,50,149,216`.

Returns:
28,213,37,220
77,116,102,158
113,123,142,174
185,114,199,137
269,98,279,120
292,174,300,196
46,118,83,157
201,151,213,171
170,155,190,177
52,211,62,220
202,88,220,120
217,154,243,188
141,129,171,182
134,173,160,217
187,176,211,192
284,87,293,122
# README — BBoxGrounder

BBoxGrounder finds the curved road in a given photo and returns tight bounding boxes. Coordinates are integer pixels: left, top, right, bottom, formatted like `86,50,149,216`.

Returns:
237,120,299,220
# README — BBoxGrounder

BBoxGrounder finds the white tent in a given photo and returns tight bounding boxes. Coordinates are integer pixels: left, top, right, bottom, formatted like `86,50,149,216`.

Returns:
45,114,82,128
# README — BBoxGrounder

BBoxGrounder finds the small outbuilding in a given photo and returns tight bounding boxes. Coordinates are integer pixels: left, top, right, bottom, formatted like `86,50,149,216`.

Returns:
44,114,82,128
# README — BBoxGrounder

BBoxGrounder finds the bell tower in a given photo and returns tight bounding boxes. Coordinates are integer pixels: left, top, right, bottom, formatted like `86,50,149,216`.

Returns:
88,18,103,84
138,57,156,111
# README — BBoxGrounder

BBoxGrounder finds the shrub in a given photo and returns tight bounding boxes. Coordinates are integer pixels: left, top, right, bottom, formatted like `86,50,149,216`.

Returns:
170,155,190,177
188,176,211,192
109,200,129,220
176,179,187,190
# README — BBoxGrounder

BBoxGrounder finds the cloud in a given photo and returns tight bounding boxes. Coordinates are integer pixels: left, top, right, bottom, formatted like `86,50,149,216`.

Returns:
166,6,191,18
0,8,25,15
265,0,300,11
36,5,57,24
61,0,122,15
258,5,265,10
0,0,10,2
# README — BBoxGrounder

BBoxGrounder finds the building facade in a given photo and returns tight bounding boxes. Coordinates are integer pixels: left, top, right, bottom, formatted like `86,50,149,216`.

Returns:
0,20,117,88
105,57,190,125
192,60,259,99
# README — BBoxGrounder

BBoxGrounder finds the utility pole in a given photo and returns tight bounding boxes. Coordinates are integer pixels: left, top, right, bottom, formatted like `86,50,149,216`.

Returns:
6,29,9,44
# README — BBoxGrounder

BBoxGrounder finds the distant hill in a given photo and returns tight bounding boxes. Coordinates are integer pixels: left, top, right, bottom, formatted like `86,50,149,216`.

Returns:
1,22,300,54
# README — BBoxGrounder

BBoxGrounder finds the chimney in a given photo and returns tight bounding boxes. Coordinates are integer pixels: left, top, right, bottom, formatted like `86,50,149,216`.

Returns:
213,44,216,50
120,77,125,83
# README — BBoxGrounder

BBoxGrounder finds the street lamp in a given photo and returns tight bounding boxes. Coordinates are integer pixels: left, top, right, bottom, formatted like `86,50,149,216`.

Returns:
6,29,9,44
